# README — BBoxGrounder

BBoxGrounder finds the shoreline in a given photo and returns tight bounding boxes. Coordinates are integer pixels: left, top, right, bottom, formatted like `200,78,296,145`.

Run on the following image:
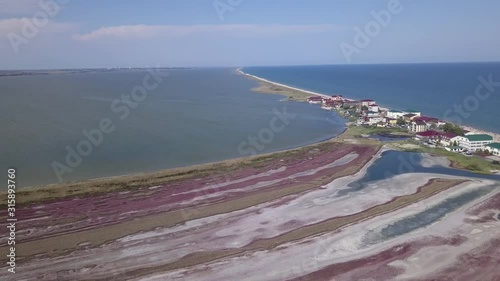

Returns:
238,68,500,141
237,67,335,101
1,135,368,206
3,67,498,201
461,125,500,142
8,68,349,192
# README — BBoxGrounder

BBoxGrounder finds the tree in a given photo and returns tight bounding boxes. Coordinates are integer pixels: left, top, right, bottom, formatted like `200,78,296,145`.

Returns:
442,123,453,132
396,118,406,126
453,140,459,146
361,105,369,111
443,123,464,135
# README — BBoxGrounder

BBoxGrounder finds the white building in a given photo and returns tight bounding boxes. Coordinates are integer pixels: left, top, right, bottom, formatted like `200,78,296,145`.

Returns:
450,136,465,146
366,111,380,117
458,134,493,152
365,116,385,125
440,133,459,146
410,121,427,133
402,110,421,117
360,99,375,107
387,110,405,119
485,143,500,156
368,104,380,113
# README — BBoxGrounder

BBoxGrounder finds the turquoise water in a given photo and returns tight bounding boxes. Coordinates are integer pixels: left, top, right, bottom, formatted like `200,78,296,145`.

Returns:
0,68,345,187
243,63,500,134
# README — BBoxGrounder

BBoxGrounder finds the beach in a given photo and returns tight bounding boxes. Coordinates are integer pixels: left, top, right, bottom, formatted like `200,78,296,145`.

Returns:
237,68,332,100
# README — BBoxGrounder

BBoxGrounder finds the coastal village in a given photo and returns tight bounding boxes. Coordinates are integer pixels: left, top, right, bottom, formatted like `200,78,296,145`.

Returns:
308,95,500,162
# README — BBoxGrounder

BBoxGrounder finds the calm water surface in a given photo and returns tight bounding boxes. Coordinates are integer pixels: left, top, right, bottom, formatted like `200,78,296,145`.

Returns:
0,68,345,187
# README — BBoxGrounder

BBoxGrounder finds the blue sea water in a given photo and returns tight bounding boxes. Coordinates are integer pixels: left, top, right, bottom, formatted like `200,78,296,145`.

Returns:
243,63,500,134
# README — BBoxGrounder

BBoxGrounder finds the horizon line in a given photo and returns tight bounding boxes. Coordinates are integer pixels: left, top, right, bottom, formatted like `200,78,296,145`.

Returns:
2,60,500,72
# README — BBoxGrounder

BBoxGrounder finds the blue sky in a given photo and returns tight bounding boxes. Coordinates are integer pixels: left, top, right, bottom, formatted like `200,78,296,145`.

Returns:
1,0,500,69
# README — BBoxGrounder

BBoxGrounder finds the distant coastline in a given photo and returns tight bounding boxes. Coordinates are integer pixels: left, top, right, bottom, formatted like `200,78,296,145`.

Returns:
0,67,194,78
237,67,332,100
237,67,500,142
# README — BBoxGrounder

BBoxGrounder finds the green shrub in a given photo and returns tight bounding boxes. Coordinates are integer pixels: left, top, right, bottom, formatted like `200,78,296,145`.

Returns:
465,163,481,171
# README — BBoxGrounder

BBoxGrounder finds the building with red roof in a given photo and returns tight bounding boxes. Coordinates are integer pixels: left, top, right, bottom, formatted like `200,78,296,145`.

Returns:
307,96,323,104
415,130,441,140
439,132,459,146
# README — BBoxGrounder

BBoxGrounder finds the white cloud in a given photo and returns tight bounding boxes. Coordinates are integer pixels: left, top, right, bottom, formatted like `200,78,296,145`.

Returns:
0,18,76,35
73,24,346,41
0,0,40,15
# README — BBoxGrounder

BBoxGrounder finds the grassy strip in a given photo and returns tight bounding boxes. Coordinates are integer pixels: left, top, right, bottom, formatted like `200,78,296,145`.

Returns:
349,124,500,174
250,79,314,101
392,140,499,174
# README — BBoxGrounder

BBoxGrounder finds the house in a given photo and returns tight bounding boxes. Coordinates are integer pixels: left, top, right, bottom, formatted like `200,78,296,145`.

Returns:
365,116,385,125
414,116,439,124
365,111,380,117
415,130,441,141
343,100,359,109
368,104,380,113
445,146,464,153
387,110,405,119
360,99,375,107
331,95,343,101
307,96,323,104
386,118,398,125
485,143,500,156
410,120,427,133
437,120,447,127
321,100,336,110
458,134,493,152
440,132,458,146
